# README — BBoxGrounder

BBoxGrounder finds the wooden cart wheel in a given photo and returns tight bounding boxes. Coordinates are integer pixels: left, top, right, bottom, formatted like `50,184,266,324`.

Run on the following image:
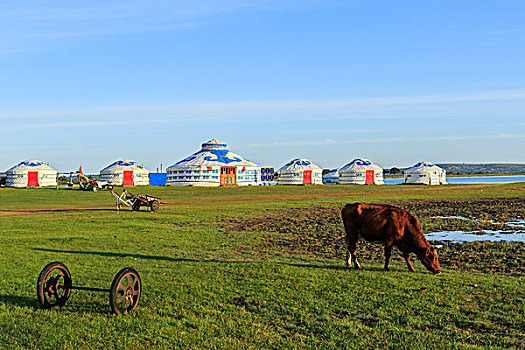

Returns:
150,200,159,212
36,262,72,309
131,201,141,211
109,267,141,315
91,185,98,192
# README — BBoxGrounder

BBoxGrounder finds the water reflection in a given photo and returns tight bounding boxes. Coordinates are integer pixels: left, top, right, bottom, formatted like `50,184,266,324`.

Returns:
425,216,525,242
426,230,525,243
430,216,525,228
384,175,525,185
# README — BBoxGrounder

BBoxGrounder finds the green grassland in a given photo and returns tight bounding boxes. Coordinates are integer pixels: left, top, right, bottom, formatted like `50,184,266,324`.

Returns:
1,184,524,349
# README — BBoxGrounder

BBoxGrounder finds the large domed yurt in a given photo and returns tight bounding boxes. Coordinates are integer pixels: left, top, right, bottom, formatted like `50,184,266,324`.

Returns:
166,139,261,186
404,161,447,185
338,159,384,185
276,159,322,185
322,169,340,185
99,160,150,186
6,160,58,187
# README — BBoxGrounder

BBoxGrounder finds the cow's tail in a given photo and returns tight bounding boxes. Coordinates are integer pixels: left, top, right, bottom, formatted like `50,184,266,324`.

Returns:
342,203,362,269
341,203,361,248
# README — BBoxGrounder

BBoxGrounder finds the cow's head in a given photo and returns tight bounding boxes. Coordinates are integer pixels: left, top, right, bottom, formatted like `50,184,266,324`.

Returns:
419,247,441,274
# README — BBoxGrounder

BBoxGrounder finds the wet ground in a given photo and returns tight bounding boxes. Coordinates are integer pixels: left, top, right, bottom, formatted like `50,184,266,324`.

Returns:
224,197,525,275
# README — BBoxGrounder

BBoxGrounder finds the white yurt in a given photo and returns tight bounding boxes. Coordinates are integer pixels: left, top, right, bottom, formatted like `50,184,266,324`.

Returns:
276,159,323,185
338,159,384,185
5,160,58,187
166,139,261,186
99,160,150,186
404,161,447,185
322,169,340,185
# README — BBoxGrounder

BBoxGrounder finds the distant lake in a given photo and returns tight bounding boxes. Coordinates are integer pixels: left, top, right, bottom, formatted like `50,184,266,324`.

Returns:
383,175,525,185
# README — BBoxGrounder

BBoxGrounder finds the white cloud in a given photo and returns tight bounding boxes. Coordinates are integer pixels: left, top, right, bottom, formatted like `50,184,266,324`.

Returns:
0,117,209,131
0,0,321,47
1,89,525,125
484,28,525,35
243,134,525,148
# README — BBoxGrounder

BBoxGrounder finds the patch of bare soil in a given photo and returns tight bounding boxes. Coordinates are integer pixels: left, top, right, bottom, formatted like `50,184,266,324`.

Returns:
398,197,525,223
224,197,525,274
0,206,114,216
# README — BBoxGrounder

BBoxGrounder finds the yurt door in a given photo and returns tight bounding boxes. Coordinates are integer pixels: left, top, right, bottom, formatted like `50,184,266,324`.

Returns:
303,170,312,185
220,167,236,185
430,173,439,185
27,171,39,187
123,171,134,185
365,170,374,184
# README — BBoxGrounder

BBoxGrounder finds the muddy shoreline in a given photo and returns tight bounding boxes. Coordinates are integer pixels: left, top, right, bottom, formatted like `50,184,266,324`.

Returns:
224,197,525,275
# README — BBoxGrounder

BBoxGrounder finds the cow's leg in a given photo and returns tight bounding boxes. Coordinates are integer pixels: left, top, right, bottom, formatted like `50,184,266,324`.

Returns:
346,235,362,270
343,214,362,269
403,253,416,272
384,244,393,271
351,250,362,270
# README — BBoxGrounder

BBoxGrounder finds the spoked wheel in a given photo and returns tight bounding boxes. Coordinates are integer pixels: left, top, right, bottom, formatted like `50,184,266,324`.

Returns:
131,200,141,211
109,267,141,315
91,185,98,192
36,262,72,309
150,200,159,212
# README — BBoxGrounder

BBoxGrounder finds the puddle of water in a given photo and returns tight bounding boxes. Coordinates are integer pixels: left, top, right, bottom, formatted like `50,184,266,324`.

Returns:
505,219,525,228
431,215,470,220
426,230,525,243
429,216,525,229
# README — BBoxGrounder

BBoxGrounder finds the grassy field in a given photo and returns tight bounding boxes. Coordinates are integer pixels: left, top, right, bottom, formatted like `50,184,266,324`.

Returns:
0,183,524,349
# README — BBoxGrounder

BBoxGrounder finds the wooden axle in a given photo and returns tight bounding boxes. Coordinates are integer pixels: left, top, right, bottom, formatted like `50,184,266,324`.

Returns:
70,286,110,293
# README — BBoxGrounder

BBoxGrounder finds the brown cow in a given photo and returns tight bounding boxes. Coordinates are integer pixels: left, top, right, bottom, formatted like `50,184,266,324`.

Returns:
341,203,441,274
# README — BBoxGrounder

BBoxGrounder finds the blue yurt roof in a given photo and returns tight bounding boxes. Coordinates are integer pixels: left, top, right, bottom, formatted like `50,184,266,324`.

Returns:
406,161,444,173
340,158,383,172
413,161,436,168
6,160,57,173
169,139,259,168
100,159,149,173
278,158,322,173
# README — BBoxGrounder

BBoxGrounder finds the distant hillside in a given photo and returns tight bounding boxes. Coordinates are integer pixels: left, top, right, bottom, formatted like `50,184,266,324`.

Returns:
436,163,525,174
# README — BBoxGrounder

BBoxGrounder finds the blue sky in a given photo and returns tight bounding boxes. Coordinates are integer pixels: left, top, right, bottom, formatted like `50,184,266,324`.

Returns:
1,0,524,173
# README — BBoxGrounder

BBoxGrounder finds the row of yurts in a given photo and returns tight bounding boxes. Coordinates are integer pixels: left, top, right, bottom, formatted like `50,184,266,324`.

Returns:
3,139,447,188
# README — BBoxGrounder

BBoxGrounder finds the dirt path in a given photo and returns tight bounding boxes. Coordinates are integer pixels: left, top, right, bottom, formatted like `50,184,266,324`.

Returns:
0,206,114,217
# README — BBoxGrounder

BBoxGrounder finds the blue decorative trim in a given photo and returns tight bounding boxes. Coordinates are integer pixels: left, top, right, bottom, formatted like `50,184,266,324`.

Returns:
352,159,371,166
20,161,43,167
120,161,136,166
202,141,227,148
112,160,136,166
285,159,312,167
176,150,245,165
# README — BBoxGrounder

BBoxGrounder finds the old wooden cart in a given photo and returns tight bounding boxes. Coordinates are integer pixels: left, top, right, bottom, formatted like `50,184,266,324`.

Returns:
110,188,160,212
